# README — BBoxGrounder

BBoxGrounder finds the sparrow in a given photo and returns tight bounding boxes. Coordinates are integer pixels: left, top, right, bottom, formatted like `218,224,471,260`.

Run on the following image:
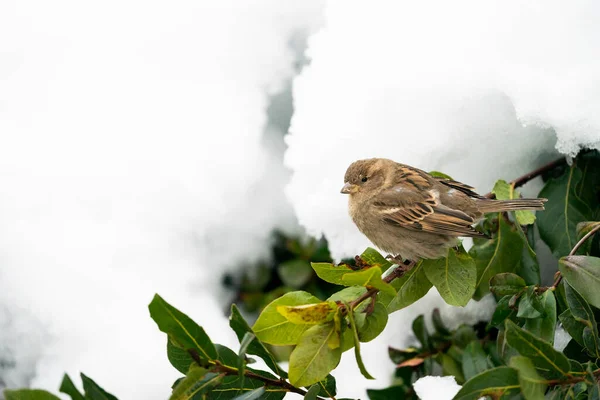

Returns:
341,158,547,261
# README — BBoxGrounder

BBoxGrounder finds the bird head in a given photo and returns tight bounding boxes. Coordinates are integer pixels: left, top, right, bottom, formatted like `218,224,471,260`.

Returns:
341,158,389,195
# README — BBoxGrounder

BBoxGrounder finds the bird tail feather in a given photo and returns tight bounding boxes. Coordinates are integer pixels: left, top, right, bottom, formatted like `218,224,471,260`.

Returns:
476,198,547,213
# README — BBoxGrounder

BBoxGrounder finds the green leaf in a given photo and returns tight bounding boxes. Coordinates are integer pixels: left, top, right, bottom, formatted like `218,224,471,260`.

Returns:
462,341,491,381
288,322,342,387
252,291,321,345
470,217,524,299
346,302,375,380
327,286,367,303
489,295,517,328
422,247,476,307
3,390,62,400
276,301,337,325
523,290,556,344
356,302,388,342
341,267,396,297
538,166,593,257
231,387,265,400
509,356,546,400
171,368,222,400
303,385,320,400
149,294,217,361
559,256,600,309
366,386,408,400
452,325,477,349
517,286,544,319
412,314,430,350
576,222,600,255
559,310,585,347
515,223,541,285
504,320,570,379
206,372,285,400
80,373,119,400
563,283,600,357
59,374,85,400
454,366,520,400
490,273,527,297
167,339,195,375
436,353,464,383
359,248,395,269
432,308,450,336
278,259,313,288
310,262,354,285
492,179,536,225
229,304,283,377
386,261,432,312
314,375,336,398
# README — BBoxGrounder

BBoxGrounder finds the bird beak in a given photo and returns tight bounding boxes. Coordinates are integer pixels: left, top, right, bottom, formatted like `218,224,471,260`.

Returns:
340,182,358,194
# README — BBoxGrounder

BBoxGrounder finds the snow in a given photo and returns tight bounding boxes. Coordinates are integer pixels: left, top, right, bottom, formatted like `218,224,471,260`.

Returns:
414,376,461,400
0,0,323,397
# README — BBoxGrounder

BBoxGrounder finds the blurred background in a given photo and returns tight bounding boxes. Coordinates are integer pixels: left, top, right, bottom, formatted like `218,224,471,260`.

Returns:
1,0,599,398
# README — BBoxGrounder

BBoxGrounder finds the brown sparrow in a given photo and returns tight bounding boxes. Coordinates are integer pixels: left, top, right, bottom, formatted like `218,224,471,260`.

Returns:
341,158,546,261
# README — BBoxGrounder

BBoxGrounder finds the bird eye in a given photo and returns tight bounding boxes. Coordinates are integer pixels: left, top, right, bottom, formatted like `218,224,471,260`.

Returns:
361,176,368,182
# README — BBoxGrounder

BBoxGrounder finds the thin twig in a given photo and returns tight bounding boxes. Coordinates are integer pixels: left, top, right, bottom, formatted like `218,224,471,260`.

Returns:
483,156,567,199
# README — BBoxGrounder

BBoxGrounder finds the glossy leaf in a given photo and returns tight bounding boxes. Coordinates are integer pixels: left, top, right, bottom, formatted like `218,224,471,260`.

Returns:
346,302,375,380
149,294,217,361
575,221,600,255
288,322,342,387
564,283,600,357
422,247,476,306
505,320,570,379
206,372,285,400
252,291,321,345
277,301,337,325
558,310,585,347
341,266,396,297
470,217,524,299
509,356,546,400
229,304,283,377
356,302,388,342
462,341,491,381
230,387,265,400
538,166,592,257
454,366,520,400
559,256,600,309
386,261,432,312
489,273,526,297
489,295,517,328
315,375,336,398
59,374,85,400
523,290,556,344
170,366,212,400
167,339,195,374
517,286,544,319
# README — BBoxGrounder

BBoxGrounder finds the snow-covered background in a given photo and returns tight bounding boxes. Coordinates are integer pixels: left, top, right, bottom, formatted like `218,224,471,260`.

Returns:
2,0,600,399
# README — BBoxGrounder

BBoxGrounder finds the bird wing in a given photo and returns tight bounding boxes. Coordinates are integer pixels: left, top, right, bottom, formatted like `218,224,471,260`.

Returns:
435,178,485,199
373,172,486,237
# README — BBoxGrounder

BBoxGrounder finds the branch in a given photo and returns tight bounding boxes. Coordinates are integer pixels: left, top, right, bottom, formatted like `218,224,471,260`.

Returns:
186,349,327,399
483,156,567,199
546,368,600,387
